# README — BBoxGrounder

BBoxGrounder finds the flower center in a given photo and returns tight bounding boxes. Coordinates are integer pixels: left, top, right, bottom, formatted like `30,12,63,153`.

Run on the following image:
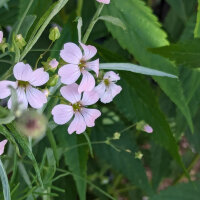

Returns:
17,80,29,88
72,102,82,112
104,79,110,86
79,59,87,71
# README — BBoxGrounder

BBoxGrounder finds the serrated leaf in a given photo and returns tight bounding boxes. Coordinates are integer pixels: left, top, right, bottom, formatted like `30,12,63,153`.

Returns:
150,39,200,68
103,0,193,132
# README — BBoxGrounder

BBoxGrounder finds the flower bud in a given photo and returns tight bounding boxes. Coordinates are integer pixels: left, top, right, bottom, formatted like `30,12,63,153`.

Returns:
0,139,7,156
15,34,26,50
134,151,143,160
16,110,47,139
49,27,60,42
42,89,50,97
47,75,59,87
136,120,153,133
113,132,120,140
0,31,3,44
49,58,59,71
0,31,8,53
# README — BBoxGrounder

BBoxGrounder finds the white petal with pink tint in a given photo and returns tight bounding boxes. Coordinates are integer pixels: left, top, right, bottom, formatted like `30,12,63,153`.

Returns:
81,108,101,127
104,71,120,81
49,59,59,69
68,112,86,134
0,81,17,99
8,87,28,109
81,90,99,106
13,62,33,81
78,71,95,93
0,140,7,155
60,84,81,104
80,43,97,60
0,31,3,43
95,82,106,97
100,88,113,103
60,43,82,64
52,104,73,125
58,64,81,84
96,0,110,4
29,68,49,86
86,59,99,76
26,86,47,109
110,83,122,98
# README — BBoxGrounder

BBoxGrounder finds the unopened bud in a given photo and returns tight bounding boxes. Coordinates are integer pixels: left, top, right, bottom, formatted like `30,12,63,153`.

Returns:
49,27,60,42
0,31,3,43
135,151,143,160
113,132,120,140
0,31,8,53
136,120,153,133
15,34,26,50
47,75,59,87
49,58,59,71
43,89,50,97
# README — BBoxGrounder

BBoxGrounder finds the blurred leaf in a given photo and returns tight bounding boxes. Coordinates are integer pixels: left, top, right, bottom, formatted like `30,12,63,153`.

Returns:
150,39,200,68
150,181,200,200
100,63,177,78
92,121,153,195
0,158,11,200
104,0,193,132
54,126,88,200
194,0,200,38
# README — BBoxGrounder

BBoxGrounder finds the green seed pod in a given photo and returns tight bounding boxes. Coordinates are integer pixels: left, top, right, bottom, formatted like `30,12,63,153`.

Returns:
49,27,60,42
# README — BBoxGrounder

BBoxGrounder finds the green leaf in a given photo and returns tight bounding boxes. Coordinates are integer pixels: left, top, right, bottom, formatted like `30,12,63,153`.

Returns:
150,39,200,68
98,16,126,30
6,123,43,187
0,158,11,200
194,0,200,38
100,63,177,78
150,181,200,200
54,126,88,200
91,121,153,195
103,0,193,132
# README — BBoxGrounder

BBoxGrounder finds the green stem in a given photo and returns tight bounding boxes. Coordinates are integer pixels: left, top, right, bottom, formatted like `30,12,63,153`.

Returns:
76,0,83,16
0,59,13,65
0,52,9,59
82,3,104,43
172,153,200,185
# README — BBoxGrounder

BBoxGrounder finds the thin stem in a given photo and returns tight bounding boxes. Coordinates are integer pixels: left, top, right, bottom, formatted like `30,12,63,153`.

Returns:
82,3,104,43
172,153,200,185
0,59,13,65
76,0,83,16
0,52,9,59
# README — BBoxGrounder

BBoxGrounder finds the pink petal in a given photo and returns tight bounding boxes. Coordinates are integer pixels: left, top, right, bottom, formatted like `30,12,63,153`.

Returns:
81,90,99,106
0,81,17,99
26,86,47,109
100,88,113,103
52,104,73,125
86,59,99,76
81,108,101,127
0,140,7,155
60,83,81,104
58,64,81,85
60,42,82,64
95,82,106,98
8,87,28,109
68,112,86,134
78,71,95,93
0,31,3,43
104,71,120,81
29,68,49,86
49,59,59,69
13,62,33,81
96,0,110,4
144,125,153,133
80,43,97,60
110,83,122,98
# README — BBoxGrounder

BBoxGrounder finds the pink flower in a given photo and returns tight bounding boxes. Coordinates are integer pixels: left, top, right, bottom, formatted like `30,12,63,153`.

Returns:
143,125,153,133
0,31,3,43
0,62,49,109
0,140,7,155
95,71,122,103
52,83,101,134
49,58,59,69
96,0,110,4
58,42,99,93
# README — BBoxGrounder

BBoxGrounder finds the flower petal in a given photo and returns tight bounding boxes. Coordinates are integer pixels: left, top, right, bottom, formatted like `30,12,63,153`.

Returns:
81,90,99,106
0,81,16,99
60,42,82,64
68,112,86,134
0,31,3,43
78,71,95,93
26,86,47,109
13,62,33,81
110,83,122,98
29,68,49,86
80,43,97,60
52,104,73,125
81,108,101,127
60,83,81,104
58,64,81,85
104,71,120,81
0,140,7,155
8,87,28,109
96,0,110,4
86,59,99,76
95,82,106,98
